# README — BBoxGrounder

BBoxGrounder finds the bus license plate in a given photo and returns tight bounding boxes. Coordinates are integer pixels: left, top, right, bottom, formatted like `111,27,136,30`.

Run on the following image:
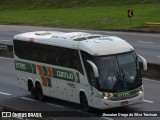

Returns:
121,101,128,106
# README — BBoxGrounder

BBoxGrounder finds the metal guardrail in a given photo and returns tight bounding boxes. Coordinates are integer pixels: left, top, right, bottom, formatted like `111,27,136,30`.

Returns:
0,44,8,51
0,44,13,58
0,106,3,112
145,22,160,27
139,62,160,80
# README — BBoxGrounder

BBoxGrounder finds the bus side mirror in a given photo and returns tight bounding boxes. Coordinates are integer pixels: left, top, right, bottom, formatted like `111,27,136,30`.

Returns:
137,54,147,71
87,60,99,78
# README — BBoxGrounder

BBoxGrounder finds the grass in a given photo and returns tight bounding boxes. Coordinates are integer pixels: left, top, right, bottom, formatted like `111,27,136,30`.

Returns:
0,1,160,30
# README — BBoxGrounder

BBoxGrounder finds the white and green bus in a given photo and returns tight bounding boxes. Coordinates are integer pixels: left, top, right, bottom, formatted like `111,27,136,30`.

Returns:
13,31,147,110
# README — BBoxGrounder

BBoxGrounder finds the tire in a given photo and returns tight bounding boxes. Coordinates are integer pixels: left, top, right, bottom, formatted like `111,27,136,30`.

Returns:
28,81,32,91
31,87,37,99
81,93,90,111
36,84,45,101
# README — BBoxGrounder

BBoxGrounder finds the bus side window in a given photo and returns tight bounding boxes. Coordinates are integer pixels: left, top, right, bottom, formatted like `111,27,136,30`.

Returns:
14,40,33,60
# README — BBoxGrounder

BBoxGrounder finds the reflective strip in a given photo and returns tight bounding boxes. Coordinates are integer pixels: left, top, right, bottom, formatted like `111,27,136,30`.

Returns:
47,67,52,77
37,65,43,75
40,76,48,87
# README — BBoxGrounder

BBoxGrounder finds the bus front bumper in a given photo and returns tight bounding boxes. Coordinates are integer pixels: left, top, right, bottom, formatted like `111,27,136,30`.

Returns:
99,91,144,110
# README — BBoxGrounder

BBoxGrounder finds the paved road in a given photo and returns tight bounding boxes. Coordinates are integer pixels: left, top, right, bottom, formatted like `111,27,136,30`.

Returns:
0,25,160,64
0,57,160,120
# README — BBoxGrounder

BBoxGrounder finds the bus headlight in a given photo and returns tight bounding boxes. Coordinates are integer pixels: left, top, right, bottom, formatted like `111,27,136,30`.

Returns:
104,96,108,100
98,92,112,100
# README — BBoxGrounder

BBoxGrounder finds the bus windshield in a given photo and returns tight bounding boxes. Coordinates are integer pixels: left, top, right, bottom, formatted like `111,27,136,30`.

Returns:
92,51,141,92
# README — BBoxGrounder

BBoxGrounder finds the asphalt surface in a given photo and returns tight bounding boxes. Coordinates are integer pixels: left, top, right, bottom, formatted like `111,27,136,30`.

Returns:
0,57,160,120
0,25,160,64
0,25,160,120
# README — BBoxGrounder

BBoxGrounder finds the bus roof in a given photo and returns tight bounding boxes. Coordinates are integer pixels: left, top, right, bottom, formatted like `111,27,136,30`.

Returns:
14,31,134,56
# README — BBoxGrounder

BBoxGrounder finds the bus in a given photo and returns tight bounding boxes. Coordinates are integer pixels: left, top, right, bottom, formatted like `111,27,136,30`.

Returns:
13,31,147,111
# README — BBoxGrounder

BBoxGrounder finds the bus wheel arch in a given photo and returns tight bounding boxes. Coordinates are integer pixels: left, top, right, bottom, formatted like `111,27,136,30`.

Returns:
35,81,45,101
80,91,90,111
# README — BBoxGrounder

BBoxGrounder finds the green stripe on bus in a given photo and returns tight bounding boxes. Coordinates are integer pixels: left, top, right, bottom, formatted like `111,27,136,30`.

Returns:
46,77,52,87
32,64,37,74
42,66,48,76
15,60,80,83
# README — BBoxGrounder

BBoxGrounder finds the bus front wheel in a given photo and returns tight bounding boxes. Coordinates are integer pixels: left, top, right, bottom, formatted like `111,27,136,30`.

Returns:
80,93,90,111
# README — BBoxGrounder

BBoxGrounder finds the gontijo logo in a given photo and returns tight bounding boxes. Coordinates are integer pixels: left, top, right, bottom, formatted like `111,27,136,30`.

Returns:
56,71,79,82
118,92,130,97
57,71,74,80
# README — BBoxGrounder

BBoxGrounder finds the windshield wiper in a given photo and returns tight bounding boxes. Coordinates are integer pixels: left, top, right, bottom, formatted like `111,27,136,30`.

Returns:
116,70,121,81
115,70,125,90
120,69,125,81
119,69,130,90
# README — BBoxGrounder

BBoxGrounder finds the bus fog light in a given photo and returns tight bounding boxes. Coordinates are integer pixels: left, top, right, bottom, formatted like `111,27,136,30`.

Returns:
139,91,143,94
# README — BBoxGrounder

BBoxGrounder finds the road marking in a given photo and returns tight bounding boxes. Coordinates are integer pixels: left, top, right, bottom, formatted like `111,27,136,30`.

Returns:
20,97,37,102
76,110,95,116
0,92,11,96
101,117,114,120
0,44,7,50
144,99,154,104
46,103,65,108
157,56,160,58
137,41,153,44
0,57,14,60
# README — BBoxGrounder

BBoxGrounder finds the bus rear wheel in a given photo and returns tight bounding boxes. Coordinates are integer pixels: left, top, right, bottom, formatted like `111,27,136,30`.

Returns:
31,87,37,99
36,84,45,101
80,93,90,111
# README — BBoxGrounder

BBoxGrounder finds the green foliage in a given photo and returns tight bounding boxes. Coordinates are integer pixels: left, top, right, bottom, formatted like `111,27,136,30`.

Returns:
0,0,160,30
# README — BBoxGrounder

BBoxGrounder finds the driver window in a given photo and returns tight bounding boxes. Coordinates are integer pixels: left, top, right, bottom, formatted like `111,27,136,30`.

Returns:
88,65,97,87
81,51,97,88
